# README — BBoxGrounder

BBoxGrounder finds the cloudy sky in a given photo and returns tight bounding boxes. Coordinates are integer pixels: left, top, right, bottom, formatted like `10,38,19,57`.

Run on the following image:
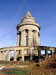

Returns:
0,0,56,48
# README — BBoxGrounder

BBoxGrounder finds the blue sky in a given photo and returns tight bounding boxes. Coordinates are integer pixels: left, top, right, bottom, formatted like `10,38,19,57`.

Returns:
0,0,56,48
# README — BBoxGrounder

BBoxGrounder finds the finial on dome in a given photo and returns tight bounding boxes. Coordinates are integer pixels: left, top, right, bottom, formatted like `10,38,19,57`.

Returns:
25,10,32,17
21,10,35,23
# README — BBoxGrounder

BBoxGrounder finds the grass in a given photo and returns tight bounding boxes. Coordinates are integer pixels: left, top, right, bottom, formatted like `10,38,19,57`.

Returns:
0,55,56,75
0,68,30,75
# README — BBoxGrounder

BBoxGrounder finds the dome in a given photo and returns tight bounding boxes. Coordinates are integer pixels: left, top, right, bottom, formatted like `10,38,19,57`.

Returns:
17,11,40,28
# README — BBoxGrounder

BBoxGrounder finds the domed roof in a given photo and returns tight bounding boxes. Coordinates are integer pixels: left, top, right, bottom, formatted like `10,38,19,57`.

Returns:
17,11,40,28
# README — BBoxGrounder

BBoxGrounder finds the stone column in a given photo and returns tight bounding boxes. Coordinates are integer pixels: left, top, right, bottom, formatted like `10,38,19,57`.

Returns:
51,50,53,56
28,30,33,46
4,51,6,61
2,51,6,61
38,50,41,57
45,50,48,57
21,30,26,46
38,49,41,61
0,51,3,60
14,50,17,61
35,50,38,56
7,50,10,61
22,49,24,61
34,31,38,46
16,32,19,46
30,49,32,60
38,32,40,46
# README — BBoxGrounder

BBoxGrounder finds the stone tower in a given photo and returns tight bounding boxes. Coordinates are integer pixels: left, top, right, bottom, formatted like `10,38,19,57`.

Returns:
17,11,40,46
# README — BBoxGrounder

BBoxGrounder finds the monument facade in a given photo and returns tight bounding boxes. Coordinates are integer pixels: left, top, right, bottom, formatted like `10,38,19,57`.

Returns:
17,11,40,47
0,11,56,61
